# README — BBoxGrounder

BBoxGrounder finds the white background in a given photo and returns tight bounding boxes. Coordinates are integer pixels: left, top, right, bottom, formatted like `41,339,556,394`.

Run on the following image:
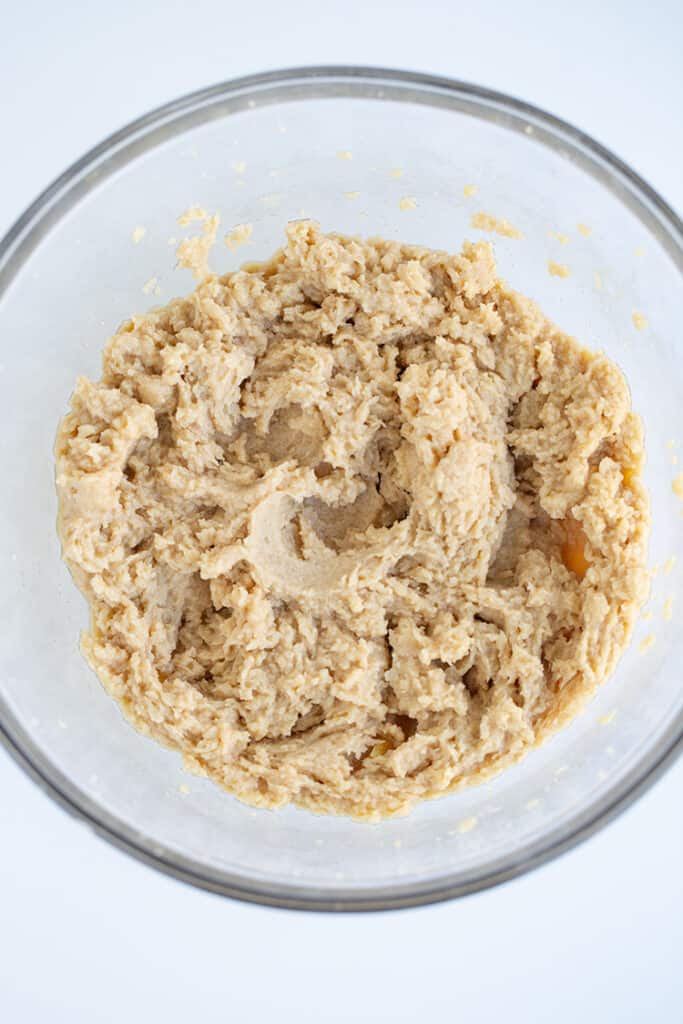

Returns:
2,2,682,1021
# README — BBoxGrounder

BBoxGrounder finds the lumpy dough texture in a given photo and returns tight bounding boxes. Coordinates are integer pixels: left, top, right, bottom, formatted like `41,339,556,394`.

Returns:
56,221,649,819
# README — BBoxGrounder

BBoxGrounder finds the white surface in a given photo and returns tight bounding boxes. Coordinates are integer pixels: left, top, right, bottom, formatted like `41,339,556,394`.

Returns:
1,1,681,1020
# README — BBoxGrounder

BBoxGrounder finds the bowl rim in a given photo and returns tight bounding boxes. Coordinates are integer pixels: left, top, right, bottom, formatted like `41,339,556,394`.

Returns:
1,64,681,912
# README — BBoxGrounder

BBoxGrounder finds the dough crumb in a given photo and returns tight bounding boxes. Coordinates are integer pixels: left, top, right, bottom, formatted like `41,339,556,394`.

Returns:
470,211,523,239
663,555,677,575
577,223,592,237
672,474,683,499
632,311,648,331
179,783,190,795
641,610,654,621
225,222,253,250
598,710,616,726
344,191,360,200
167,236,177,247
593,271,604,291
548,261,570,278
177,205,209,226
142,276,159,296
336,150,353,161
634,246,645,258
663,597,674,622
548,230,570,244
525,798,540,810
398,196,417,210
392,839,402,849
389,168,404,179
639,634,656,654
463,184,478,198
666,439,676,449
231,160,247,174
457,816,478,834
176,209,220,280
131,226,147,244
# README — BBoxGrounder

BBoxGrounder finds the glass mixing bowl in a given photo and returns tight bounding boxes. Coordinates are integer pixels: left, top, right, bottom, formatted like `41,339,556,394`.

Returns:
1,67,681,911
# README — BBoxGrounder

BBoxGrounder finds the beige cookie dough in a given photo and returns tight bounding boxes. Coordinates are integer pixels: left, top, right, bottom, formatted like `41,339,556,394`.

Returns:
56,221,649,819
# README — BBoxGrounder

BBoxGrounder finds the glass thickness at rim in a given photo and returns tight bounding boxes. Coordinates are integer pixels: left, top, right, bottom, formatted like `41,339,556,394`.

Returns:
1,66,681,912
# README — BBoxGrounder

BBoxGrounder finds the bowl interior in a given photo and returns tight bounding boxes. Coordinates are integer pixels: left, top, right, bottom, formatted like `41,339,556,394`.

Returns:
1,71,681,908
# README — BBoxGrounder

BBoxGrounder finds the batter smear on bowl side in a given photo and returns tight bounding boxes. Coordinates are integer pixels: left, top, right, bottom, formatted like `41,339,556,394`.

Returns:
56,221,649,818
